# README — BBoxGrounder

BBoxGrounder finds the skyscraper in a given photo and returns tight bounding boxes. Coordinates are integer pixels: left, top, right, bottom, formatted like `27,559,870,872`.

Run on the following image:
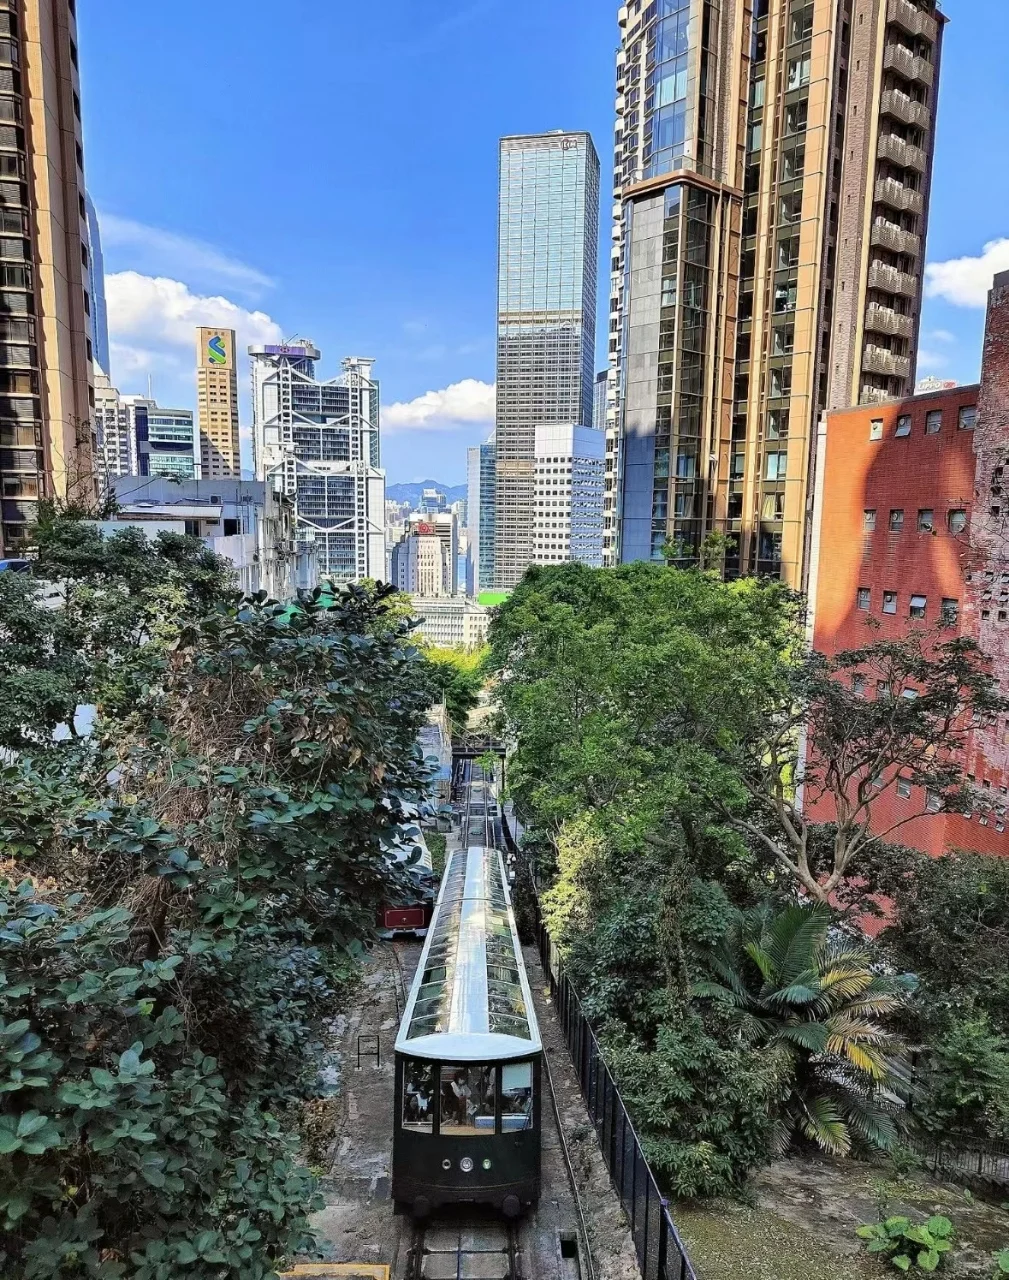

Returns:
608,0,945,588
250,342,385,585
197,327,241,479
467,434,497,594
85,193,110,376
0,0,97,552
494,131,600,589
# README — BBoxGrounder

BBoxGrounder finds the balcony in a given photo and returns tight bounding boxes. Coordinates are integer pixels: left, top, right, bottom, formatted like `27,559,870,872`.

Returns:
863,345,912,379
860,384,898,406
875,177,924,215
871,219,921,257
884,42,934,87
865,303,915,340
887,0,939,43
868,260,919,298
881,88,931,131
878,131,928,173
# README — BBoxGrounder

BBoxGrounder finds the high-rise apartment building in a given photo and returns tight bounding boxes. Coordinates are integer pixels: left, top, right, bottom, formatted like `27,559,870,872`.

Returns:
250,342,385,585
94,370,130,483
608,0,945,587
494,131,600,588
0,0,97,552
467,434,497,594
197,327,240,479
533,424,605,567
84,193,109,376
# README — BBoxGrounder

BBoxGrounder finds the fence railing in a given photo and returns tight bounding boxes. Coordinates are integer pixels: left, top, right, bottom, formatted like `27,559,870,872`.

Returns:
537,924,699,1280
914,1134,1009,1188
502,811,697,1280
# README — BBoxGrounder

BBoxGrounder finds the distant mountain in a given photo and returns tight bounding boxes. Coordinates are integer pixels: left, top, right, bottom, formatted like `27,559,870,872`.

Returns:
386,481,468,508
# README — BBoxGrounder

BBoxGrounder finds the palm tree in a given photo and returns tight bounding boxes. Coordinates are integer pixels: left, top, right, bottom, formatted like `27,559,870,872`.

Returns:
694,902,910,1157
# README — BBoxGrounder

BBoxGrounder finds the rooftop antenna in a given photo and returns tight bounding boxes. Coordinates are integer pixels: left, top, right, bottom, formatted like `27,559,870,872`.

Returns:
147,373,153,401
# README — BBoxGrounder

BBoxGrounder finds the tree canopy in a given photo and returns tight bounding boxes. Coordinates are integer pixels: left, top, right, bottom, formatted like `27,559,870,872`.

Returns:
0,519,437,1278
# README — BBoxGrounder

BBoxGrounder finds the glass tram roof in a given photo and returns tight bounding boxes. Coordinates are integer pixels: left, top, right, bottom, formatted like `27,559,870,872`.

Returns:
395,846,542,1062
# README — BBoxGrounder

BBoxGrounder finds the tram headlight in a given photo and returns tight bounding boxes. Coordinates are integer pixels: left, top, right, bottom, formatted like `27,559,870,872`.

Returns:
441,1159,452,1170
460,1156,474,1173
482,1158,492,1171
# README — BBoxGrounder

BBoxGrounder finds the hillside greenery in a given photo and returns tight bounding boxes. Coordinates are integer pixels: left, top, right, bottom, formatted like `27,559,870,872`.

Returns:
491,561,1005,1194
0,519,437,1278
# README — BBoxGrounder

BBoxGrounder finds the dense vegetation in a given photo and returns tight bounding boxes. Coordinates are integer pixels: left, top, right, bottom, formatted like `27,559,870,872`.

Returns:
490,561,1006,1196
0,521,436,1278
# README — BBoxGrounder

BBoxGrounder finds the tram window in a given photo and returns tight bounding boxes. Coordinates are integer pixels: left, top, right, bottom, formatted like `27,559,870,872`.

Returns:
440,1064,496,1134
501,1061,534,1132
402,1060,435,1133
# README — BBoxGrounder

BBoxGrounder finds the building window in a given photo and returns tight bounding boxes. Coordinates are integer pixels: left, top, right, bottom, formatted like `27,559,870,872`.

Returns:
857,587,871,610
895,414,912,437
853,673,866,695
941,598,959,627
959,405,978,430
869,419,883,441
889,508,904,531
897,776,912,799
765,450,788,481
926,791,942,814
909,594,927,619
787,55,811,90
925,409,942,434
948,508,967,534
883,591,897,614
917,509,934,532
863,508,877,531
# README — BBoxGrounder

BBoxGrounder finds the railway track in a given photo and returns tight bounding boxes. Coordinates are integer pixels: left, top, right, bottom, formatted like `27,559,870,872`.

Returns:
406,1216,522,1280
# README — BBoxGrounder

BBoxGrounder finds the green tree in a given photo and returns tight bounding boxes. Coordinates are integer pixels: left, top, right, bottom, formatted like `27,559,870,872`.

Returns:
0,584,435,1278
424,644,488,732
695,903,910,1156
716,635,1005,904
0,572,90,751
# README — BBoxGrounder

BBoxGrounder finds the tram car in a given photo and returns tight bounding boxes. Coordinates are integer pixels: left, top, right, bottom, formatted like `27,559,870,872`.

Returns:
379,822,438,936
392,845,542,1218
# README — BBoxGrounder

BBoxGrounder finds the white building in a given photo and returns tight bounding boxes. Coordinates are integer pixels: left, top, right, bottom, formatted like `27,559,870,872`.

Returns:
93,373,198,488
250,342,385,586
532,424,604,568
410,597,490,648
392,527,453,597
106,476,314,599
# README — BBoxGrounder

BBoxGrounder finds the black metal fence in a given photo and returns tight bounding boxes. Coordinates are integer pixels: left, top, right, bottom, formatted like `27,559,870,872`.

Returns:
915,1134,1009,1188
535,913,698,1280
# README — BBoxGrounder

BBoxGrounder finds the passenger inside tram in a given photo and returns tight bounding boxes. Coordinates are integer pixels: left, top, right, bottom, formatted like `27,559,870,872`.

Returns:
440,1064,496,1132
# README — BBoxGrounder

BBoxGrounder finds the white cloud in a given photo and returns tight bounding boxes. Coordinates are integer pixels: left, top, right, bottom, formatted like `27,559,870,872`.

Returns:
384,379,496,431
928,329,956,345
925,239,1009,308
917,348,948,374
106,271,282,360
99,214,274,298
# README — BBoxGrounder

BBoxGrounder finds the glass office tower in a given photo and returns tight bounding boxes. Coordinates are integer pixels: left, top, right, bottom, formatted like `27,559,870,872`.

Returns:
494,132,600,589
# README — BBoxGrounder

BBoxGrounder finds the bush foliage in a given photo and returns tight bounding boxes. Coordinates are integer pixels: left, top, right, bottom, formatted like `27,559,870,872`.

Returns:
0,528,435,1278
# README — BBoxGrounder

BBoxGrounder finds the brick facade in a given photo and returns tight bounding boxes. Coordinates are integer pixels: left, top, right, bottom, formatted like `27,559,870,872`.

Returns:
809,272,1009,857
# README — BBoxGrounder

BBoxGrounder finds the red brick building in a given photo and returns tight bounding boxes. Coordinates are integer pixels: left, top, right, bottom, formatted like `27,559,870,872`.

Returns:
808,272,1009,858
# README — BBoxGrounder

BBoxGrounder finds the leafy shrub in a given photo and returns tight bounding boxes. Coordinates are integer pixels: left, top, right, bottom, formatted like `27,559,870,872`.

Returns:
602,1010,780,1197
856,1215,954,1273
0,581,435,1278
912,1016,1009,1140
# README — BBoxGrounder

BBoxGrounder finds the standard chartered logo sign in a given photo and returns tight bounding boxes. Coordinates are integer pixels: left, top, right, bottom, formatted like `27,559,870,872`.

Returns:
207,334,228,366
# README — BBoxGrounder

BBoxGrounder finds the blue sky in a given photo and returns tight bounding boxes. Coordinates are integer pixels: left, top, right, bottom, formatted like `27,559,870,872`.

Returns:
78,0,1008,485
